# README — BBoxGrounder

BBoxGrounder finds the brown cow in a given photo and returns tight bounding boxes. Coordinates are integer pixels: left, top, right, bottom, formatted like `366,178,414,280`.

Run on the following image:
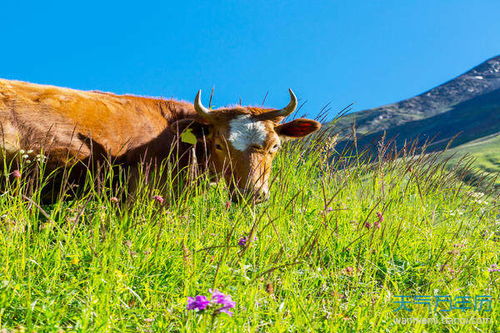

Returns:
0,79,320,202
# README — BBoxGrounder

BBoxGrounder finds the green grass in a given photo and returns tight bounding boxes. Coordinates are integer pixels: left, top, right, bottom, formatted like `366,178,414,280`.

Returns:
0,137,498,332
443,134,500,186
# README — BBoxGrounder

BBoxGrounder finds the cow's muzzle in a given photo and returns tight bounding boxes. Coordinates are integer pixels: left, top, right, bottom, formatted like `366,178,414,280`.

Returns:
232,187,270,204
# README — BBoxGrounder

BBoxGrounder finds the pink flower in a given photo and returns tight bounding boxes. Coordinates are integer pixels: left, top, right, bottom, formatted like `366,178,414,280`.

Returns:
376,211,384,223
364,222,372,229
153,195,164,204
11,170,21,179
343,266,354,275
110,197,119,203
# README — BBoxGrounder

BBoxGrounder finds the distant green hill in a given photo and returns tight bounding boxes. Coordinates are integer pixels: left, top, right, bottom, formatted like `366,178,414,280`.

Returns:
442,133,499,185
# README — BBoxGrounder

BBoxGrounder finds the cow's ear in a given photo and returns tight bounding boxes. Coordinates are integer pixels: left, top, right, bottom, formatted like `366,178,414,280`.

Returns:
275,118,321,140
169,119,211,143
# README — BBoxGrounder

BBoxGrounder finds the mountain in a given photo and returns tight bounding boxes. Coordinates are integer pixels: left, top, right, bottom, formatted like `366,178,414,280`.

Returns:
333,55,500,153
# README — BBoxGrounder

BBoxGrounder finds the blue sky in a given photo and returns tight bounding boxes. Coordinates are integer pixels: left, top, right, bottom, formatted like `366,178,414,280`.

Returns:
1,0,499,118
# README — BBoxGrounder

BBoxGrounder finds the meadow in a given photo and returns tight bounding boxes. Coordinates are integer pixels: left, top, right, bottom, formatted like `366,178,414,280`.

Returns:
0,130,498,332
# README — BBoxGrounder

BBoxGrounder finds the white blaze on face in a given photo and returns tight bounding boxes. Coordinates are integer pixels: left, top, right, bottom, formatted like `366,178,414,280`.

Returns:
228,115,268,151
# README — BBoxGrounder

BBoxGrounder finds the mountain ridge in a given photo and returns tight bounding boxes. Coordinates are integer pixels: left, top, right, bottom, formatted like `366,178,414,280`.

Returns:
334,55,500,138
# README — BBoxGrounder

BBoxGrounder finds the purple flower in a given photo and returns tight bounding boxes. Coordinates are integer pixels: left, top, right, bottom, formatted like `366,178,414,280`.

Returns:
238,236,258,247
209,289,236,316
238,237,248,247
187,295,210,311
187,289,236,316
488,264,499,272
364,222,372,229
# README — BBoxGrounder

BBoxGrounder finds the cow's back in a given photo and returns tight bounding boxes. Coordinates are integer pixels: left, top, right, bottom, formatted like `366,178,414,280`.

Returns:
0,79,186,166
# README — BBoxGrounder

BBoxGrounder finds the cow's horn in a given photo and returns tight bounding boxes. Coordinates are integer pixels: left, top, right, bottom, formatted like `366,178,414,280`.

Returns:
256,89,298,120
194,90,213,121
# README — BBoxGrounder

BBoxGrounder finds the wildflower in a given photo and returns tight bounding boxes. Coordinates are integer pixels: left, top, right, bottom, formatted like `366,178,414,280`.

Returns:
364,222,372,229
210,289,236,316
186,289,236,316
144,318,155,323
70,257,80,265
225,201,232,209
488,264,499,272
187,295,211,311
11,170,21,179
35,153,46,162
238,237,248,247
343,266,354,275
238,236,257,247
325,207,334,213
110,196,119,203
153,195,164,204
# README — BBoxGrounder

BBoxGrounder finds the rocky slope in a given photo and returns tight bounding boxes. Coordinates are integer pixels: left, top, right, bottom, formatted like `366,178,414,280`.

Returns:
333,55,500,152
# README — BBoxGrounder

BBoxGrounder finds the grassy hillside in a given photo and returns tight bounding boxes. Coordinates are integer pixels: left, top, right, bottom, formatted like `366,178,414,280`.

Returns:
0,138,498,331
443,133,500,186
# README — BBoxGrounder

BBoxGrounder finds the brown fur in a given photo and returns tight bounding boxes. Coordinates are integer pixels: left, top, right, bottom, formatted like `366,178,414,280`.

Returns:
0,79,320,202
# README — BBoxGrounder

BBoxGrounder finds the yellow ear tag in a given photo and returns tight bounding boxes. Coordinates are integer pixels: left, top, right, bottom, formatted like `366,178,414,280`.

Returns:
180,128,197,145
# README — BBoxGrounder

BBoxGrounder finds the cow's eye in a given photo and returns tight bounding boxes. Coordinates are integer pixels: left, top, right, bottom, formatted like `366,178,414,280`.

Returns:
250,144,263,150
270,144,280,153
215,144,223,151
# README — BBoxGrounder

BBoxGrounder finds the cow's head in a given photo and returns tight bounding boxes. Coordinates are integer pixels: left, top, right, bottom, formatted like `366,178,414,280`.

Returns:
170,90,320,203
